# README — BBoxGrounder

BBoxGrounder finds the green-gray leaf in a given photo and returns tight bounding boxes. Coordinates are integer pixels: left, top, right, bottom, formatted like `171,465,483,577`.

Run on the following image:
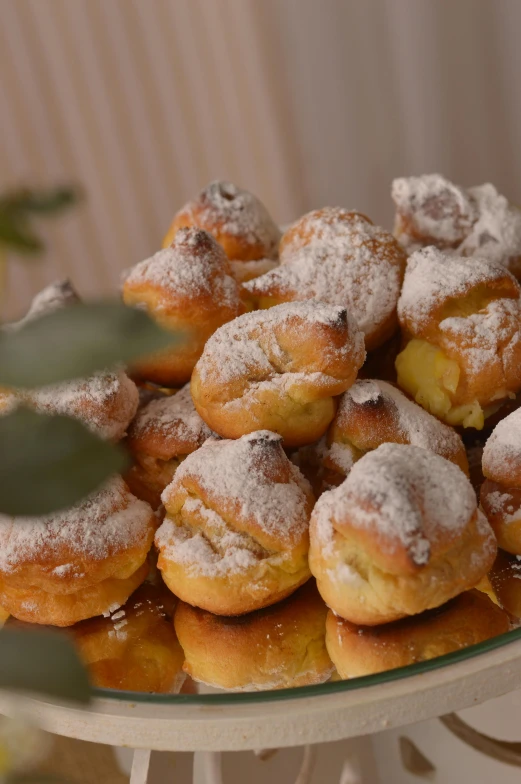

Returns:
0,301,180,388
0,186,80,215
0,212,43,254
0,409,129,516
0,628,90,703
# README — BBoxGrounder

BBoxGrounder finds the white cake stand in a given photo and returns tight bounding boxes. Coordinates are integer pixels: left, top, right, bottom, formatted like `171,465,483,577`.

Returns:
1,630,521,783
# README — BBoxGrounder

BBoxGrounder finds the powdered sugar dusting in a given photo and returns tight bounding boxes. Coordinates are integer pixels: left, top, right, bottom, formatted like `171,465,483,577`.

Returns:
482,408,521,479
398,247,514,331
161,431,312,545
125,227,239,310
460,184,521,270
186,181,281,257
25,368,139,441
129,383,213,453
155,506,266,578
314,443,478,566
392,174,475,249
6,280,80,331
195,300,365,387
392,175,521,274
0,476,154,573
246,215,404,341
337,379,465,455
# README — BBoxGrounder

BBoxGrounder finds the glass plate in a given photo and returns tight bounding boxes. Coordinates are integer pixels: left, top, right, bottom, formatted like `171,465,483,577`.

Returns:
93,624,521,704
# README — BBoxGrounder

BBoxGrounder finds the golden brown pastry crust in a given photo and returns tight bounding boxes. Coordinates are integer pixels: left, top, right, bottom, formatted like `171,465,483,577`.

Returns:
309,443,497,625
0,478,156,626
324,379,469,486
480,409,521,554
245,208,406,351
73,582,185,693
174,580,333,691
326,590,509,679
279,208,373,261
482,407,521,487
126,384,214,508
0,564,148,628
155,431,313,615
191,301,365,447
480,480,521,555
396,248,521,419
489,549,521,618
162,181,281,262
123,228,242,386
21,369,139,443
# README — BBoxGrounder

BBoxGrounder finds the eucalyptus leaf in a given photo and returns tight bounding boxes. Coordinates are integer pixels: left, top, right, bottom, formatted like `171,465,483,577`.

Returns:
0,213,43,254
0,186,80,215
0,409,129,516
0,628,90,703
0,302,180,388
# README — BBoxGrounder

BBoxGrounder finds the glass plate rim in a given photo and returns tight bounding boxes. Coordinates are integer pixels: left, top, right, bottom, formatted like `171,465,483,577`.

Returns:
92,623,521,705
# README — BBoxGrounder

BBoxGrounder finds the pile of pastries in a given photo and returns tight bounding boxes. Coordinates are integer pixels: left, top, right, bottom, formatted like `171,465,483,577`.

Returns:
1,174,521,694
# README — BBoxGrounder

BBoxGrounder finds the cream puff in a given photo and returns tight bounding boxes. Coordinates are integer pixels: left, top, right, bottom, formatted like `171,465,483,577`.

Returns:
323,379,469,486
392,174,521,278
5,282,139,442
191,300,365,447
155,431,314,615
22,368,139,442
309,443,497,625
125,383,214,508
396,247,521,429
174,580,333,691
326,589,509,679
123,227,242,386
243,208,406,351
162,181,281,262
0,477,156,626
481,408,521,554
488,549,521,619
73,582,185,693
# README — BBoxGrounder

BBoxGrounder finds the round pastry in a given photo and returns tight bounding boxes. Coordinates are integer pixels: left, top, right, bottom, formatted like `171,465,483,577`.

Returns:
309,443,497,625
155,430,314,615
2,282,138,442
278,207,372,261
489,549,521,618
0,477,156,626
244,208,406,351
0,606,8,627
480,408,521,555
191,300,365,447
21,368,139,442
395,247,521,429
125,383,214,508
73,582,185,693
174,580,333,691
162,181,281,262
326,589,509,679
123,227,242,386
392,174,521,277
323,379,469,486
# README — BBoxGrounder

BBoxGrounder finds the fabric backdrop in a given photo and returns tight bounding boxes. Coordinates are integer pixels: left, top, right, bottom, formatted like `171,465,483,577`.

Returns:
2,0,521,318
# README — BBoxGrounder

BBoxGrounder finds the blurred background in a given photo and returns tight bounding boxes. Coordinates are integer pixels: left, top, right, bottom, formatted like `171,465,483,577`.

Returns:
2,0,521,319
